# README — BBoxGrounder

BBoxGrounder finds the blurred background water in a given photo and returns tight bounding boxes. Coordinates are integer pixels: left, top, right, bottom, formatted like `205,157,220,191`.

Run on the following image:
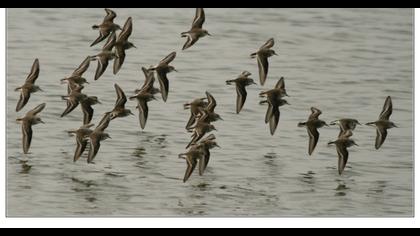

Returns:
6,8,413,217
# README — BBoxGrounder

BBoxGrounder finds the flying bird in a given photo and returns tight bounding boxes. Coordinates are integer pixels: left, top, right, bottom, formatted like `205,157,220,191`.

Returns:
93,32,117,80
226,71,257,114
328,130,358,175
250,38,277,86
87,114,112,163
16,59,42,112
150,52,177,102
113,17,136,75
107,84,134,120
366,96,397,149
181,8,211,50
16,103,46,154
91,8,121,47
298,107,329,155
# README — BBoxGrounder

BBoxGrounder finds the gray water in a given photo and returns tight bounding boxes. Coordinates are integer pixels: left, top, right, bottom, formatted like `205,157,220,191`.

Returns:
6,8,414,217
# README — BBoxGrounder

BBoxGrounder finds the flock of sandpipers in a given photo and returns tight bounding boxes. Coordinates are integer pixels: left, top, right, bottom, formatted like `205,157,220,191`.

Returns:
14,8,398,183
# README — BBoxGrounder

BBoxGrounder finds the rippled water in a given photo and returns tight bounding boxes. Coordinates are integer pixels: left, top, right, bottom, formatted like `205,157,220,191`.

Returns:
6,8,413,217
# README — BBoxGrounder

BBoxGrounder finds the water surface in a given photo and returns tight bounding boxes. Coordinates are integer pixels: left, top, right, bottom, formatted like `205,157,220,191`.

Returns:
6,8,413,216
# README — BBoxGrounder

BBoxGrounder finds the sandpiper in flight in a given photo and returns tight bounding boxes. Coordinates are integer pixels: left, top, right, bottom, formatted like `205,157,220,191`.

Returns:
16,103,46,154
150,52,177,102
226,71,257,114
298,107,328,155
107,84,134,120
113,17,136,75
93,31,117,80
250,38,277,86
366,96,397,149
181,8,211,50
16,59,42,112
67,124,94,162
91,8,121,47
328,130,358,175
87,113,112,163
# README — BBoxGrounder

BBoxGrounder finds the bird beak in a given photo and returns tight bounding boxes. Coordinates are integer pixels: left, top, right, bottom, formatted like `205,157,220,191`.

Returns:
40,120,45,124
207,32,212,36
354,143,359,146
39,88,44,92
219,117,224,121
97,101,102,104
215,144,221,148
274,52,278,56
85,81,90,84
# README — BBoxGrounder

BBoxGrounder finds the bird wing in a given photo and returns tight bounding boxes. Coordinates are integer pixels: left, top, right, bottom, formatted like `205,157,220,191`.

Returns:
183,155,198,183
74,135,88,162
96,113,112,132
160,52,177,65
114,84,127,107
259,38,274,50
275,77,285,90
87,136,100,163
104,8,117,22
72,56,92,77
117,17,132,42
16,89,30,112
337,144,349,175
94,56,110,81
206,91,217,112
141,67,155,90
138,99,149,130
375,127,388,150
182,33,199,51
379,96,393,120
236,83,247,114
257,53,269,85
156,69,170,102
191,8,205,29
90,29,111,48
103,31,116,51
61,97,79,117
269,107,280,135
28,103,46,116
113,45,126,75
309,107,322,120
26,58,40,84
81,101,94,125
307,125,319,155
22,121,32,154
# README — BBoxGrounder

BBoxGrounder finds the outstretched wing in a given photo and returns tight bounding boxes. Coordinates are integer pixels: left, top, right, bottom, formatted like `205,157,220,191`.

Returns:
379,96,393,120
191,8,205,29
26,58,40,84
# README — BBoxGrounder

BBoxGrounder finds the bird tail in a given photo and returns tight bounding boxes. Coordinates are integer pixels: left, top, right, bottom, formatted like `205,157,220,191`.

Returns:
226,80,234,85
297,122,306,127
